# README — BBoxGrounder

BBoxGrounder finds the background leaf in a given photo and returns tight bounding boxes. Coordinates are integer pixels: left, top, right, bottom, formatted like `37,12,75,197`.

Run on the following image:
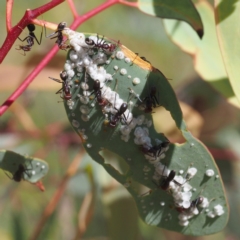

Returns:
137,0,204,38
214,0,240,105
163,0,239,108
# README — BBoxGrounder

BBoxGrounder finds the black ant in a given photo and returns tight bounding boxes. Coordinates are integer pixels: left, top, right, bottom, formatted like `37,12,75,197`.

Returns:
6,163,32,182
109,102,129,127
141,169,182,196
143,86,160,113
89,80,108,106
141,138,170,159
16,24,43,56
85,35,117,52
45,22,70,50
49,71,71,100
157,168,185,191
176,196,204,214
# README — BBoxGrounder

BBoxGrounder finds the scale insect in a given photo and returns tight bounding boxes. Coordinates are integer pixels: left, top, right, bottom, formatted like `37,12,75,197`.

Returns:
16,24,43,56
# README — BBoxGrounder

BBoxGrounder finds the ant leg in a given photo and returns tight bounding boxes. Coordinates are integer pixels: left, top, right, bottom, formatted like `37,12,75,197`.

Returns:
152,95,160,107
45,24,58,39
49,77,63,84
18,36,30,42
56,88,63,95
4,171,13,180
34,25,43,45
140,189,153,197
131,53,139,66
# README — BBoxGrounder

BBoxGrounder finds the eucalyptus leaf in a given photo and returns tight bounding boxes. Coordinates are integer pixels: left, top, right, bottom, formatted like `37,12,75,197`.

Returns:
163,1,238,107
60,30,229,235
214,0,240,104
0,150,49,183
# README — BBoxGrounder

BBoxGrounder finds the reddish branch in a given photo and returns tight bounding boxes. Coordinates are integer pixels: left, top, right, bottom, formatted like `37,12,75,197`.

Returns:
0,0,138,116
1,0,65,63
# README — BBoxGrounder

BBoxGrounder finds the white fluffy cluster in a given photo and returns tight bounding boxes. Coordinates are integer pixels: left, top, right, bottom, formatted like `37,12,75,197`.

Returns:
61,28,134,124
207,204,224,218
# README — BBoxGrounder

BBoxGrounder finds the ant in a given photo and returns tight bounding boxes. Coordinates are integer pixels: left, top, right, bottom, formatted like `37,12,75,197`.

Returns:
89,80,108,106
85,35,117,52
141,138,170,159
16,24,43,56
49,71,71,100
141,169,183,197
45,22,70,50
158,169,186,191
143,86,160,113
6,163,32,182
109,102,129,127
176,196,204,214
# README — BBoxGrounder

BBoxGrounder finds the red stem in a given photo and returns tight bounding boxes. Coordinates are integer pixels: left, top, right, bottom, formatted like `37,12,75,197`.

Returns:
6,0,14,32
0,0,65,63
67,0,79,19
0,0,133,116
71,0,120,29
119,0,138,7
0,46,59,115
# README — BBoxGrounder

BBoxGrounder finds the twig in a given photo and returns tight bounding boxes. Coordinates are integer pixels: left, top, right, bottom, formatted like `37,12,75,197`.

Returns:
0,0,65,63
6,0,14,32
67,0,79,19
119,0,138,7
73,192,94,240
0,45,59,116
29,148,85,240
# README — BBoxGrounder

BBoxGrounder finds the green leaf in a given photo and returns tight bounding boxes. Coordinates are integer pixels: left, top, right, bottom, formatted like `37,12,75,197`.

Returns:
137,0,204,38
214,0,240,104
163,1,238,107
0,150,49,183
61,32,229,235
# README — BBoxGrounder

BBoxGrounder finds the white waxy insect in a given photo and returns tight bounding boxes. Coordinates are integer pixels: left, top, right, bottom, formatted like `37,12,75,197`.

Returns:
133,77,140,85
160,201,165,206
72,120,80,128
116,51,124,59
205,169,214,177
120,68,127,75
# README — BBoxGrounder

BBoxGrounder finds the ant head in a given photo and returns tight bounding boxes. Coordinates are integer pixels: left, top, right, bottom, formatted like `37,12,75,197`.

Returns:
27,24,35,32
58,22,67,31
168,170,176,180
93,80,100,89
161,141,170,148
198,197,204,205
120,103,128,112
85,37,95,46
60,71,68,81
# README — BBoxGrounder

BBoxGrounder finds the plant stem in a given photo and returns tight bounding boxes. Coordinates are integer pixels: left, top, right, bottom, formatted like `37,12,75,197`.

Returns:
67,0,79,19
0,0,65,63
6,0,14,32
29,149,85,240
0,0,130,116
